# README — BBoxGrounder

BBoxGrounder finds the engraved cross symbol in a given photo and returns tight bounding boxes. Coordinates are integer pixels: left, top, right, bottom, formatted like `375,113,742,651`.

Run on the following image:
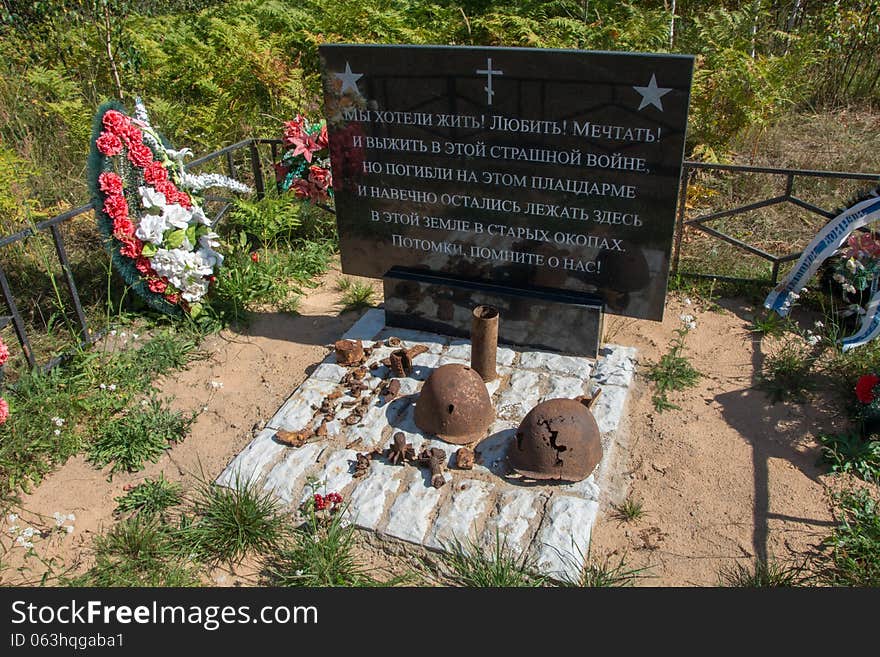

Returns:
476,57,503,105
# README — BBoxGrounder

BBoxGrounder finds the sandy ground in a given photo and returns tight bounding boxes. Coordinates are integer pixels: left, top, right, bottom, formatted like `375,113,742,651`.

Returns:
0,265,863,587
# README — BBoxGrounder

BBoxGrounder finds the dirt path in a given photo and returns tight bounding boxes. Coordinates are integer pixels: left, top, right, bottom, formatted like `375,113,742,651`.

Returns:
0,270,852,586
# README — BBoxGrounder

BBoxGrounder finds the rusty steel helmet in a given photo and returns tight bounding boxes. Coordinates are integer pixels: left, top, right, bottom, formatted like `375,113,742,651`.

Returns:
414,364,493,444
509,398,602,482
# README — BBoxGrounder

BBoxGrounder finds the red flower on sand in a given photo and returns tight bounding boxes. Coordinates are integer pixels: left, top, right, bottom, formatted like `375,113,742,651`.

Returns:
856,374,880,404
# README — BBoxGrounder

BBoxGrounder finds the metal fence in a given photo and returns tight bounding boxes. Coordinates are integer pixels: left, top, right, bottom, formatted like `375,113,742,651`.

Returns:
2,139,879,372
671,161,880,284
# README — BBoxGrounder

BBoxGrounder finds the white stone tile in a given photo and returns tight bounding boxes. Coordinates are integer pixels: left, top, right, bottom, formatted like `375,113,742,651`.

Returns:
556,473,601,501
261,443,323,506
541,375,587,402
268,379,339,431
496,346,517,367
519,350,593,378
383,468,445,545
591,384,629,434
481,489,545,556
343,461,404,531
496,370,542,421
301,449,359,504
216,428,286,488
473,421,515,475
310,361,348,383
342,308,385,341
436,355,470,367
345,398,399,451
444,340,471,361
530,496,599,583
593,345,638,387
426,479,494,551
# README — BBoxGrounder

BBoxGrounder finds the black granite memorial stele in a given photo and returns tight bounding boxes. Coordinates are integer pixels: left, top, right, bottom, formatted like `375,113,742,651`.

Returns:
320,44,694,356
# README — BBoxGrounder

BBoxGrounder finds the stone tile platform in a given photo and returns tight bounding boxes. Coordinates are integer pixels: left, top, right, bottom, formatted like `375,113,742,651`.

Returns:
217,309,636,581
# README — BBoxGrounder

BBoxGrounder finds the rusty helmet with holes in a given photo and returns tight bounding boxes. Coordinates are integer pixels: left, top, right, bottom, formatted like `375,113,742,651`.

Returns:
508,398,602,481
414,363,493,444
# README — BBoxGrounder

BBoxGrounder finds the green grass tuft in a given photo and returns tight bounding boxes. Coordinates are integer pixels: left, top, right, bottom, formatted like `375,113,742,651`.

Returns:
336,277,376,311
179,477,287,566
439,532,545,587
718,558,808,587
612,497,646,522
88,398,193,475
814,488,880,587
758,340,816,403
114,475,183,518
649,326,701,412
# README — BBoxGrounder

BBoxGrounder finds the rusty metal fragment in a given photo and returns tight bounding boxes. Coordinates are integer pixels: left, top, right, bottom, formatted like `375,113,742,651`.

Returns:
455,447,475,470
389,349,413,377
508,398,602,482
386,431,415,465
386,336,402,347
353,452,372,478
345,413,362,426
379,378,401,404
274,428,312,447
315,420,329,437
414,364,493,444
335,339,364,365
406,344,429,359
418,447,447,488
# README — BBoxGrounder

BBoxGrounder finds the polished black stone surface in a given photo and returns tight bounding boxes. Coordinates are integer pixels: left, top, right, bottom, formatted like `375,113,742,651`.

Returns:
320,45,694,321
383,268,603,357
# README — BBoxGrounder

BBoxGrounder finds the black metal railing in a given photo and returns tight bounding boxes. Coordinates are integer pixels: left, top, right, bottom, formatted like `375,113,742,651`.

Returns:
671,162,880,284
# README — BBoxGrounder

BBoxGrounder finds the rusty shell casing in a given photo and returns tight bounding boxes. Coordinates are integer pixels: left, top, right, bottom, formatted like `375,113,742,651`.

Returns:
389,349,413,377
470,305,499,382
335,339,364,365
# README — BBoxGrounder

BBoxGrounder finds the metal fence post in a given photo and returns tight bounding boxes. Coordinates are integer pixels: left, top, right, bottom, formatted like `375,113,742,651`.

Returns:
249,139,265,200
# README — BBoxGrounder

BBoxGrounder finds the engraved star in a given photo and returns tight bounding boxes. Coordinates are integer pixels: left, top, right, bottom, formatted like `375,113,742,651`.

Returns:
334,61,363,96
633,74,672,111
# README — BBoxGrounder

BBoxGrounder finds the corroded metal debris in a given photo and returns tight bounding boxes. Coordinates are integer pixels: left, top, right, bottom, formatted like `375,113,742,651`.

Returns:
386,336,402,347
389,349,412,377
335,339,364,365
418,447,447,488
274,428,312,447
454,447,475,470
379,378,401,404
414,363,493,444
386,431,415,465
353,452,372,478
508,397,602,482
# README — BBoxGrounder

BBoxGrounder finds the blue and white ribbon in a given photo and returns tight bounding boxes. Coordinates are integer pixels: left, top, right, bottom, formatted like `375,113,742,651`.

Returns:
764,192,880,325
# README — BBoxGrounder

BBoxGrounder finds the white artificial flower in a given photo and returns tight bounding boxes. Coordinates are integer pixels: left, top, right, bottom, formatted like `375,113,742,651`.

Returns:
197,245,223,270
162,203,191,230
807,334,821,346
815,321,824,328
139,185,167,211
136,213,169,245
190,205,211,226
198,232,221,250
181,279,209,303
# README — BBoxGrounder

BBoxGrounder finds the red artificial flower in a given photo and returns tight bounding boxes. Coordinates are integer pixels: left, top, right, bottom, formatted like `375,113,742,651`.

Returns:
326,492,342,504
313,493,328,511
135,257,153,275
855,374,880,404
118,237,142,259
98,171,124,195
316,123,329,149
102,110,130,135
250,251,260,263
153,180,177,198
282,117,306,147
143,161,169,185
290,132,319,163
173,190,192,209
165,291,180,304
127,142,154,168
308,165,332,192
103,194,129,221
96,131,123,156
148,277,168,293
119,124,144,148
0,397,8,425
273,162,290,183
0,338,9,367
290,178,315,200
112,217,135,238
